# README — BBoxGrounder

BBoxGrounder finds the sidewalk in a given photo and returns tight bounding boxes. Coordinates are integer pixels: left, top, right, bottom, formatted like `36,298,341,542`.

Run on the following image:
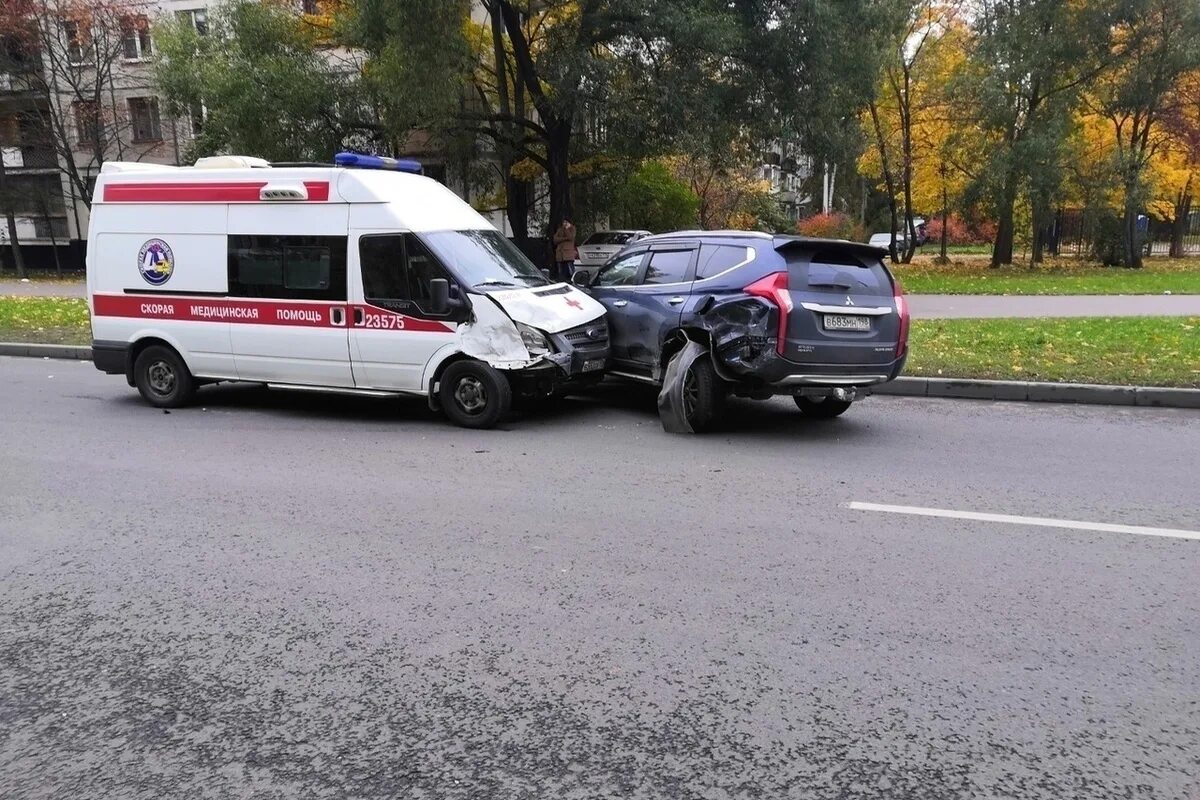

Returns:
909,294,1200,318
0,280,86,298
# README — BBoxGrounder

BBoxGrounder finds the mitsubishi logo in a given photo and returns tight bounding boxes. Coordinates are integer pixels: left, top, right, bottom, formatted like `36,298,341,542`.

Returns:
844,296,855,306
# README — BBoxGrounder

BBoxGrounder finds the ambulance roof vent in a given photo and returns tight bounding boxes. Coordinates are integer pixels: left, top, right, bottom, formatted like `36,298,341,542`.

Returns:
260,183,309,201
194,155,271,169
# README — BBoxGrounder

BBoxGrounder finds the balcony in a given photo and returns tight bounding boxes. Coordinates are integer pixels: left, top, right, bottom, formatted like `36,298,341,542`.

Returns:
0,69,43,96
1,145,56,169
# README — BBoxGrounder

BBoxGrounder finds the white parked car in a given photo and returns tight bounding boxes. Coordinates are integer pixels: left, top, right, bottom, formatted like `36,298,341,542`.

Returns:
574,230,651,280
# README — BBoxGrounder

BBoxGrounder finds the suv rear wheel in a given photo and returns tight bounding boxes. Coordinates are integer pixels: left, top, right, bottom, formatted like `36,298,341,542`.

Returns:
439,360,512,429
794,395,852,419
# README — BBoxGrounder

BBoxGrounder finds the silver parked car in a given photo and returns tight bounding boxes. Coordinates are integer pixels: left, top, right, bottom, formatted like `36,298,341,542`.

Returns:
573,229,652,281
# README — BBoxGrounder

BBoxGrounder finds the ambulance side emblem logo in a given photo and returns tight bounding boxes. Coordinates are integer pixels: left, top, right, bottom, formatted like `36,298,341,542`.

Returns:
138,239,174,286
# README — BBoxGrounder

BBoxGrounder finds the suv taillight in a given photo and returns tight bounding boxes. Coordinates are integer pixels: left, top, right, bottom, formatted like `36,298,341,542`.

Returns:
894,277,910,359
745,272,792,355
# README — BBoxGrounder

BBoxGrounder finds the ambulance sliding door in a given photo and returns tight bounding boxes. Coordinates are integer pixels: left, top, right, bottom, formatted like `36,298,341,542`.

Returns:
226,205,353,386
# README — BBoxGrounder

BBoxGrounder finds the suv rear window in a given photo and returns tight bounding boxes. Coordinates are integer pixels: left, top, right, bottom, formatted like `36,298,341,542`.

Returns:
790,249,892,298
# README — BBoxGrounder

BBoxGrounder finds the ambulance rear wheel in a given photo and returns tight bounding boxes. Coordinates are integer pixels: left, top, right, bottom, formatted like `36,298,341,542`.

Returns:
439,361,511,429
134,345,196,408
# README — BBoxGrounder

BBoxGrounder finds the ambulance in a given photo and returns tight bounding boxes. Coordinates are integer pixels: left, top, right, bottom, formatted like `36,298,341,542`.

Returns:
87,153,609,428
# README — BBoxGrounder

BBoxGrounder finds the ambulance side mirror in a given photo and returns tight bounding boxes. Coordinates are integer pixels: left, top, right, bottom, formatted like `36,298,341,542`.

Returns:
429,278,451,315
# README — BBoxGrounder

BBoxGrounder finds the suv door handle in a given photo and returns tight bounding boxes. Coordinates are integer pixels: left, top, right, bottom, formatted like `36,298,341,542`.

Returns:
353,307,364,326
612,300,628,308
667,296,685,305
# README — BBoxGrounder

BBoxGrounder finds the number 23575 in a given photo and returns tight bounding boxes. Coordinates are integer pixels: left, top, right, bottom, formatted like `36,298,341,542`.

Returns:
362,312,405,330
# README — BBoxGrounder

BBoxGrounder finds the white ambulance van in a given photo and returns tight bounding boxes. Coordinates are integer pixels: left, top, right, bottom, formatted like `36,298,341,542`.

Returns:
87,153,609,428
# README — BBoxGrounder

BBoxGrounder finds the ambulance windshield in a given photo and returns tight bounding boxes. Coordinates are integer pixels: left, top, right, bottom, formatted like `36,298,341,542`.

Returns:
422,230,550,290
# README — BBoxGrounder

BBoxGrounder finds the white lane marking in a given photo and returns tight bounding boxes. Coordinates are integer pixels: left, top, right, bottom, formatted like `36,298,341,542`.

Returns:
845,502,1200,542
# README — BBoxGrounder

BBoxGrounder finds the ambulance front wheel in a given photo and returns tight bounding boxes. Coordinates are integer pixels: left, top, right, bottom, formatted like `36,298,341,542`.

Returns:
439,361,511,429
134,345,196,408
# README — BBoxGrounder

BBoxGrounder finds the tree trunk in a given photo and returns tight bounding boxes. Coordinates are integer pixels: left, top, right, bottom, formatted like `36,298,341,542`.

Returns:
1030,202,1050,264
0,154,27,278
991,175,1017,267
867,101,900,263
546,122,572,239
506,174,529,239
939,175,949,262
1169,185,1191,259
1121,194,1143,269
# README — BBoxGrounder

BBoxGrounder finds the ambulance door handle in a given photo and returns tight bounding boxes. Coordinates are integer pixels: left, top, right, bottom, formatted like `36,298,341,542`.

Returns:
353,307,364,326
331,307,345,326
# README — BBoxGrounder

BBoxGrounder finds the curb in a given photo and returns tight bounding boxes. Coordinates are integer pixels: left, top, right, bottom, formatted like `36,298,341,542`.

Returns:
0,342,91,360
1,343,1198,411
872,377,1200,409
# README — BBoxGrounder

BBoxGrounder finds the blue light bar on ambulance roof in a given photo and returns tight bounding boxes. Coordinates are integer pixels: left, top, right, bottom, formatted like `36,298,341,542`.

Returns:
334,152,423,174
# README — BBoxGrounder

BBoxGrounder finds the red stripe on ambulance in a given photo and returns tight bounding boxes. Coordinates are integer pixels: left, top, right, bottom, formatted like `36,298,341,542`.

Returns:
92,294,454,332
102,181,331,203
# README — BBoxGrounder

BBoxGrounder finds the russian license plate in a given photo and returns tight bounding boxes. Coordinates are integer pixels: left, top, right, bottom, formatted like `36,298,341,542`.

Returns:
823,314,872,332
582,358,606,372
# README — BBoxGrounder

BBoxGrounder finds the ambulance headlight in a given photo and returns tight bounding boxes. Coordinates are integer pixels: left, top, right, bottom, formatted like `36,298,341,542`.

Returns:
517,323,551,355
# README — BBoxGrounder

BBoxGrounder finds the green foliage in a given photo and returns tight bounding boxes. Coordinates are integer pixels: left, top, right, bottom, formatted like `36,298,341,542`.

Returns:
336,0,471,142
155,2,372,162
610,162,699,233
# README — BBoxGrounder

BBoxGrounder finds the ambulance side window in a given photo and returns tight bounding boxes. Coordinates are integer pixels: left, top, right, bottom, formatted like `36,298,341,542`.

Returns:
359,233,452,315
228,235,347,300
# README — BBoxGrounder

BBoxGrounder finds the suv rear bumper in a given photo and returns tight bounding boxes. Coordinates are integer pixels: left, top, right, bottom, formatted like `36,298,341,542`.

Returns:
713,345,907,393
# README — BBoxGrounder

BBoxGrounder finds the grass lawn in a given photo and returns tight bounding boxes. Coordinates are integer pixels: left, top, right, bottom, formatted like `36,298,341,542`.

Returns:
907,317,1200,388
0,296,91,346
894,257,1200,296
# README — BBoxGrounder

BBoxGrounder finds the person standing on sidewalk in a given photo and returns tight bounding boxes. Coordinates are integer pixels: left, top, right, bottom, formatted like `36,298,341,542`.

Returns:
552,219,578,282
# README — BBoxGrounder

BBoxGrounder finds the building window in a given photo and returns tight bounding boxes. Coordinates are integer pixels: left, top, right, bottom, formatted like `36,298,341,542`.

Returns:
128,97,162,142
60,20,88,64
175,9,208,36
121,15,152,60
188,102,206,138
73,100,103,150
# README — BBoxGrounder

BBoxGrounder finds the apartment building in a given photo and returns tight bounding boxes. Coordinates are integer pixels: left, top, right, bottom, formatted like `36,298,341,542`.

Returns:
0,0,216,269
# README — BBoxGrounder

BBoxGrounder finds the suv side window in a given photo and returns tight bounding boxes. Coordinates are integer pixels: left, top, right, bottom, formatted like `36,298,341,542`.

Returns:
359,233,455,316
696,244,750,279
641,248,693,285
596,250,645,287
228,235,347,300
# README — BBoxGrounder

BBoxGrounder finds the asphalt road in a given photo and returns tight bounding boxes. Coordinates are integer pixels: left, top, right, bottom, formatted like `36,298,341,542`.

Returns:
1,356,1198,799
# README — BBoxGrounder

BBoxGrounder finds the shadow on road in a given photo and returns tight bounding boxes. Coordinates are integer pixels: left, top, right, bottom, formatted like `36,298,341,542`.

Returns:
112,378,881,442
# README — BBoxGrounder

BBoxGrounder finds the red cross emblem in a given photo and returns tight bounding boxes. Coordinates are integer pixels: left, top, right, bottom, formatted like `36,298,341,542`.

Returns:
565,297,583,310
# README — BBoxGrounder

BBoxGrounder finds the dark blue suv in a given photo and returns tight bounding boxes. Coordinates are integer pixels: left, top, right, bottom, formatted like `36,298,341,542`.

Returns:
574,231,909,431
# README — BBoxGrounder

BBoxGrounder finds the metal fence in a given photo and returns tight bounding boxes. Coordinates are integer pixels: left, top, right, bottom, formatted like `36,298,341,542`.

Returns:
1058,209,1200,257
